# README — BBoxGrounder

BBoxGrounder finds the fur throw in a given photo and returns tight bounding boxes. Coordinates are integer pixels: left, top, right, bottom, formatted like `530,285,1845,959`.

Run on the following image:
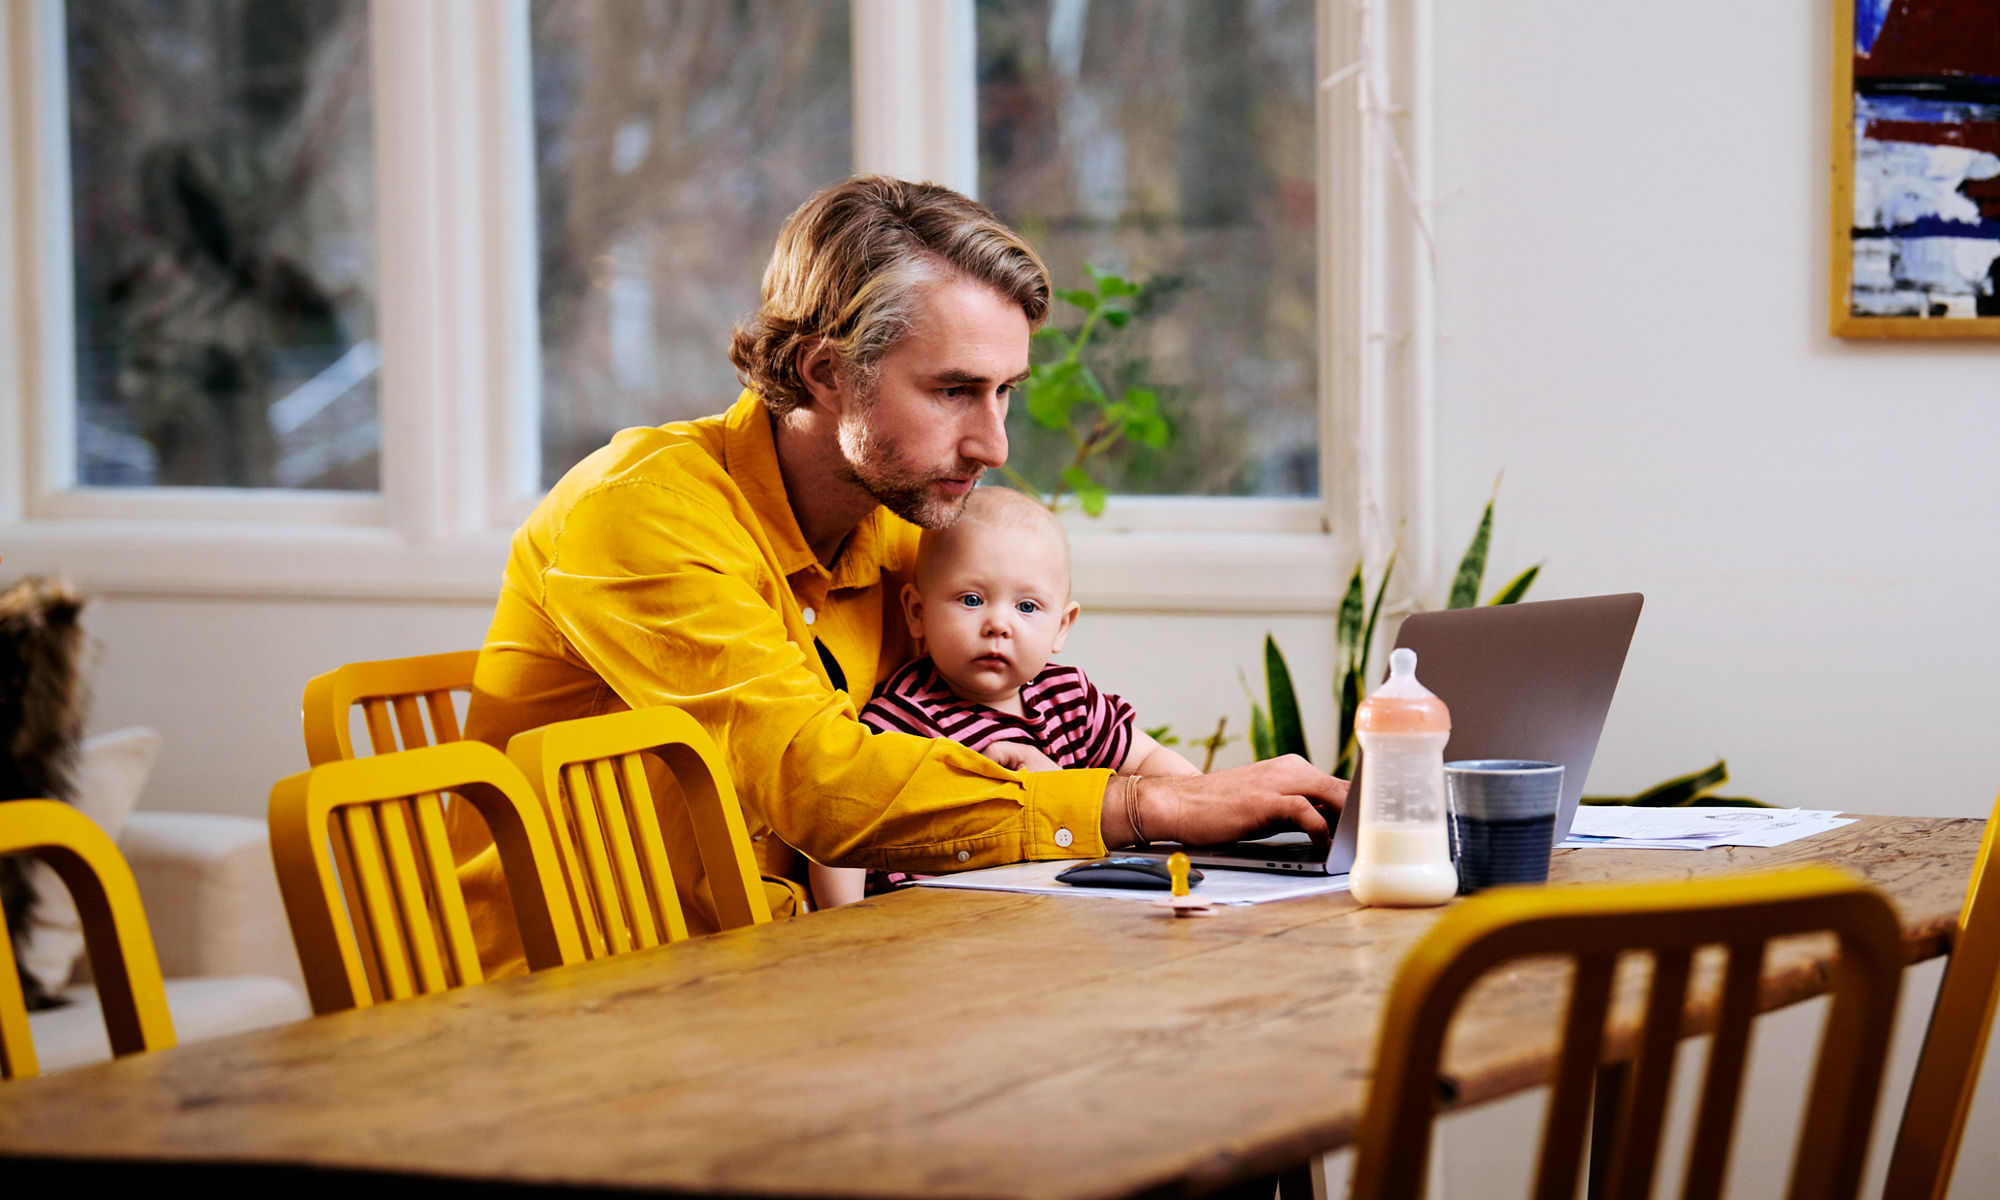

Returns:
0,577,89,1010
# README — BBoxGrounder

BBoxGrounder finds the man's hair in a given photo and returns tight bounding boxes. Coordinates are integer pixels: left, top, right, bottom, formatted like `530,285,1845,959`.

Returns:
730,175,1051,415
914,487,1071,592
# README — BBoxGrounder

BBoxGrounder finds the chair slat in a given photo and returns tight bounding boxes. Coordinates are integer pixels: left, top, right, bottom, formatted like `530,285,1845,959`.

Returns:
619,751,688,945
1682,942,1766,1200
376,796,450,995
567,761,632,955
1535,953,1614,1200
341,805,416,1001
412,791,485,988
360,697,400,757
390,695,431,753
424,689,464,745
1604,946,1693,1200
591,757,659,948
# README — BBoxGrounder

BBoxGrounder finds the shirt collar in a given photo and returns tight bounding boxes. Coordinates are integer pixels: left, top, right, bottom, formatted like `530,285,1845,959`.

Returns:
720,390,909,590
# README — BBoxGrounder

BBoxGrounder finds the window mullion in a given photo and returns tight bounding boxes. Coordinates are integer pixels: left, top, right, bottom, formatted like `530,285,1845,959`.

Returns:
370,0,533,540
851,0,975,193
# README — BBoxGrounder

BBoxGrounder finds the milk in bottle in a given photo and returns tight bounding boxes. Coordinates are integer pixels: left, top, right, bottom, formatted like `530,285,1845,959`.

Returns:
1348,647,1457,907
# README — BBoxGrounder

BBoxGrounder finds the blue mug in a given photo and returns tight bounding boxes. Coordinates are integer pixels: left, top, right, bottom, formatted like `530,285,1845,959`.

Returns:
1445,760,1564,894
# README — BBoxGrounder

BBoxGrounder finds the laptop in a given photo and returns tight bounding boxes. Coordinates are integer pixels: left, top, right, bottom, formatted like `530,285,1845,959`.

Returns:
1132,592,1644,876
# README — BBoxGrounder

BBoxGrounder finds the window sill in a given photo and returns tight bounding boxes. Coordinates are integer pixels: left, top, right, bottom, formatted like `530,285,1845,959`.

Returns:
2,515,1352,614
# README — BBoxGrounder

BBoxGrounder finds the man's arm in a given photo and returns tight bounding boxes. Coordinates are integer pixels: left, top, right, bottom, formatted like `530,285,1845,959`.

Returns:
1097,756,1345,849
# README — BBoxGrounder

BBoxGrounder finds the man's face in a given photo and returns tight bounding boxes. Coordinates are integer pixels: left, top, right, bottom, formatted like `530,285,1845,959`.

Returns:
835,278,1031,529
902,518,1080,708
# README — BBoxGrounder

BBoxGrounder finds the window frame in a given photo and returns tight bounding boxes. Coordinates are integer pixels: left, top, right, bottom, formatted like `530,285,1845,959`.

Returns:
0,0,1433,613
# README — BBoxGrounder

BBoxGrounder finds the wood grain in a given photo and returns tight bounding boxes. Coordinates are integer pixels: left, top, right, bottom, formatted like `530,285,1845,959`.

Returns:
0,814,1980,1200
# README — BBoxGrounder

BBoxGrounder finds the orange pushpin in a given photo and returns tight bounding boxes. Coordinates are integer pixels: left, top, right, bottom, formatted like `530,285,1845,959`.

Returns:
1153,851,1216,918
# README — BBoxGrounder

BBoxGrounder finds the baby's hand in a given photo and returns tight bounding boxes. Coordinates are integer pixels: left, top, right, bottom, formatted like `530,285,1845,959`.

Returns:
986,742,1060,773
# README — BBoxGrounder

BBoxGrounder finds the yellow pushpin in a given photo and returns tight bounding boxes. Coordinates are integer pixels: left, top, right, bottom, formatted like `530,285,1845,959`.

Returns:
1153,850,1216,918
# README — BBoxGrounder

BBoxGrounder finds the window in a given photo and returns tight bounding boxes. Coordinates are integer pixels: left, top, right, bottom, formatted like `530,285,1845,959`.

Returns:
975,0,1319,500
3,0,1428,608
68,0,378,491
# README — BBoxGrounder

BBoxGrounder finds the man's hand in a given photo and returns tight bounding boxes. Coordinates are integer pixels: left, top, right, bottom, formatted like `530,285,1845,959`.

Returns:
986,741,1060,773
1098,755,1346,848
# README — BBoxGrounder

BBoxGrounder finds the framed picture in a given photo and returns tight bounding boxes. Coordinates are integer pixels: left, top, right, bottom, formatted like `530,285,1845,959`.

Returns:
1830,0,2000,338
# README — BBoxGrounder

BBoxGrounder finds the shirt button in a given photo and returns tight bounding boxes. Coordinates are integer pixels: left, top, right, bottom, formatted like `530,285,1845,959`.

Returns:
956,850,971,862
802,606,817,625
1054,828,1074,848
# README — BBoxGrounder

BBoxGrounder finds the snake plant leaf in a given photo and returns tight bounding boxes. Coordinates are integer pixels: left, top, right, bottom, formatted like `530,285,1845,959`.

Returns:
1264,635,1308,762
1487,563,1540,606
1626,759,1729,807
1358,546,1398,678
1249,701,1274,762
1335,667,1361,778
1335,565,1365,668
1448,495,1494,610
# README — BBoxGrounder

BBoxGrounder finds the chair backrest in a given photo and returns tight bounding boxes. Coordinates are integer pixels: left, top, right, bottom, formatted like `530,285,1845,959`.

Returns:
1882,789,2000,1199
506,706,771,961
1349,867,1905,1200
268,741,585,1015
0,800,175,1079
302,650,480,766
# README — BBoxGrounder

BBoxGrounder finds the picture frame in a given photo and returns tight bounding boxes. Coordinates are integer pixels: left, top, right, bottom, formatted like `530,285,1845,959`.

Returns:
1830,0,2000,339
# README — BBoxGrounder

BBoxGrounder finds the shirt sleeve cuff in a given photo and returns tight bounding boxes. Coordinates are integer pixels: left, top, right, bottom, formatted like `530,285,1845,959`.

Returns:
1021,768,1111,859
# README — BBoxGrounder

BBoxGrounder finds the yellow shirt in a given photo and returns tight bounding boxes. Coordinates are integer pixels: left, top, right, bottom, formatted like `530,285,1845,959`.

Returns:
452,392,1109,975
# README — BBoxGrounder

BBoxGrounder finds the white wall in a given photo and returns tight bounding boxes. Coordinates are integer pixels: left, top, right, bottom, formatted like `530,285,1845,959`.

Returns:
1426,2,2000,1195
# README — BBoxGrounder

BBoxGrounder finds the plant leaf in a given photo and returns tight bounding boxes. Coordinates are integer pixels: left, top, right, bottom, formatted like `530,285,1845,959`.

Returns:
1358,546,1398,683
1249,702,1274,762
1626,760,1729,807
1487,563,1539,606
1335,565,1365,671
1102,308,1130,328
1066,470,1107,517
1264,635,1308,761
1335,668,1361,778
1061,287,1097,312
1448,494,1494,610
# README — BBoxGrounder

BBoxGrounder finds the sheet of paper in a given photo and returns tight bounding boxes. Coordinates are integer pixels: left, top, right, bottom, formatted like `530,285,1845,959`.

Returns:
1562,806,1855,850
914,859,1351,904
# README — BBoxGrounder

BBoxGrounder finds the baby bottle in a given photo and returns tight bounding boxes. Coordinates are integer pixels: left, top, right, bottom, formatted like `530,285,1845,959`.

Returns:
1348,647,1457,907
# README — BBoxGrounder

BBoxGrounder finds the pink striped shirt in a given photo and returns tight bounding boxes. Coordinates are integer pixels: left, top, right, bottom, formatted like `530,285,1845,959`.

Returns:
861,658,1135,770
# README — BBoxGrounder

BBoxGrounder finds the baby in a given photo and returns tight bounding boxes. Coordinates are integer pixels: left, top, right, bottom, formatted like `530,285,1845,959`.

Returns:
812,487,1198,908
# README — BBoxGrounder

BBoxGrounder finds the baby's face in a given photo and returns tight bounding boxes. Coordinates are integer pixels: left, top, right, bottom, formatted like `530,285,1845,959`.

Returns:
903,520,1080,708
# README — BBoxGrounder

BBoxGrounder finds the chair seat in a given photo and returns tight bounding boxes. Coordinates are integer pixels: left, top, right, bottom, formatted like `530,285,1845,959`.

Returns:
27,976,309,1074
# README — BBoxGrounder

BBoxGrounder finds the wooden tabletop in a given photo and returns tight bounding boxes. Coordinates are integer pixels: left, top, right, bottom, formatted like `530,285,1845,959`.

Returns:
0,813,1980,1199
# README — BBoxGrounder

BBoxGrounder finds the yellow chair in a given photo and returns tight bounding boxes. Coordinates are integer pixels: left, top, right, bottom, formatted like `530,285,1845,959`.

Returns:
1348,867,1905,1200
1882,789,2000,1199
0,800,175,1079
302,649,479,766
506,706,771,960
268,741,585,1015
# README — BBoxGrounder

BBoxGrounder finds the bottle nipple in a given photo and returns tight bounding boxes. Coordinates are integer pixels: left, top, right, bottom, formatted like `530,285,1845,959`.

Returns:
1356,648,1450,733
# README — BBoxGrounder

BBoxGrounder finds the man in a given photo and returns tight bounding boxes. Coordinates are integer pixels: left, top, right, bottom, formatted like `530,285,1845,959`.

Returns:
452,176,1345,974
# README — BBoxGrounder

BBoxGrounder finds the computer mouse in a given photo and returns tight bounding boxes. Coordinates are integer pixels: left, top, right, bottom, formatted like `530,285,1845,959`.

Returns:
1055,856,1204,890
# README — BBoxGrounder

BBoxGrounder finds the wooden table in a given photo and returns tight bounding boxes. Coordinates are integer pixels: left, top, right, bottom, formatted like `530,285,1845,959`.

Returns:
0,814,1980,1198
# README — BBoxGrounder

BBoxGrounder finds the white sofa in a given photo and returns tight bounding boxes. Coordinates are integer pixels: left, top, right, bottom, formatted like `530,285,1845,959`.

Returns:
21,734,310,1073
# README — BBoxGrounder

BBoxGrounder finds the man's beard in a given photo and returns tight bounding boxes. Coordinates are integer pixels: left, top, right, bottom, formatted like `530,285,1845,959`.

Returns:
835,391,982,530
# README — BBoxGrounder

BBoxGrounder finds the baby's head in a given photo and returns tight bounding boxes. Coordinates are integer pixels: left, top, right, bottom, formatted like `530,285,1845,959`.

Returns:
901,488,1080,708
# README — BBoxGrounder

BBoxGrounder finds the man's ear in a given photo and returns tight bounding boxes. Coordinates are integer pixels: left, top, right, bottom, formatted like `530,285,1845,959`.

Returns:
1050,600,1081,653
900,582,926,640
798,339,849,414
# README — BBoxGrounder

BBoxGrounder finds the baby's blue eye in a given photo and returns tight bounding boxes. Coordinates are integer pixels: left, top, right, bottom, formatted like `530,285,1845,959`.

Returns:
957,594,984,609
1015,600,1040,615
